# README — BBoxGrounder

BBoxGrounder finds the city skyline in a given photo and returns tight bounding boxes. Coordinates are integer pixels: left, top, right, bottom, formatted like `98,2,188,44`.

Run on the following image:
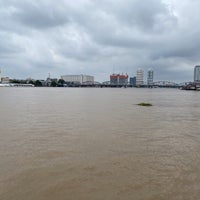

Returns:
0,0,199,82
0,66,197,84
0,66,199,88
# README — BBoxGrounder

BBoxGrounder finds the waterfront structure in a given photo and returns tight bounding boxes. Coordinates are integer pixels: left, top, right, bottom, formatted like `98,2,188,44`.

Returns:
1,77,10,84
0,83,34,87
45,77,58,86
147,69,154,86
130,77,136,86
194,65,200,82
181,82,200,90
110,73,128,85
136,69,144,86
61,75,94,84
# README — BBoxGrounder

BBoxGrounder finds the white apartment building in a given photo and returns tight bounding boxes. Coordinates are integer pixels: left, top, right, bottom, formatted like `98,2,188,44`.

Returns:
0,68,1,82
194,65,200,82
61,75,94,84
136,69,144,86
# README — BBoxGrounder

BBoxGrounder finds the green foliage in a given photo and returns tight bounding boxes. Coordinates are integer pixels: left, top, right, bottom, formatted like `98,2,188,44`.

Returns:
28,80,35,85
57,79,65,87
35,80,43,87
10,79,29,84
10,79,20,83
50,81,57,87
58,79,65,84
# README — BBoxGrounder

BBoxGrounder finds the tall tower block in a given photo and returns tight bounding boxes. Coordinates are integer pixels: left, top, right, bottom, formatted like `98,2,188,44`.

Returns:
147,69,154,86
0,68,2,83
194,65,200,82
136,68,144,86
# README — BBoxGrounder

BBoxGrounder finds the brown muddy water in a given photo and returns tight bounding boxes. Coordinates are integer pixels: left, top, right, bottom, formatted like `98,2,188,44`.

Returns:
0,88,199,200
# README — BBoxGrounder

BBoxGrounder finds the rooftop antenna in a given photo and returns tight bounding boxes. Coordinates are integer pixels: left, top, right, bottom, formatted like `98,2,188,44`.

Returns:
48,73,50,79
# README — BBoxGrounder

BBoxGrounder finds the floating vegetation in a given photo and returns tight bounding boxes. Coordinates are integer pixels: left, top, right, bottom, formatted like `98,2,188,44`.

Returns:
137,102,153,106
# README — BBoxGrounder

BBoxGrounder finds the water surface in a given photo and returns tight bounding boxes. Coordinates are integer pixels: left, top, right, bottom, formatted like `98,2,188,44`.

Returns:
0,88,199,200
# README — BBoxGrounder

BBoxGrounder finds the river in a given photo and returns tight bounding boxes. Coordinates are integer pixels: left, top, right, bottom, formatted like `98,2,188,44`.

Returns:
0,88,199,200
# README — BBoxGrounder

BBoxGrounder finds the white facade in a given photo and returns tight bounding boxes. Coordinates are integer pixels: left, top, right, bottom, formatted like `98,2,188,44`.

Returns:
61,75,94,84
82,75,94,83
147,69,154,86
1,77,9,84
194,65,200,82
136,69,144,86
0,68,1,83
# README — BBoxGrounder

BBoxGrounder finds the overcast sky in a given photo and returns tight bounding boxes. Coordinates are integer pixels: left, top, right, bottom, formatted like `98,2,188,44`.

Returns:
0,0,199,82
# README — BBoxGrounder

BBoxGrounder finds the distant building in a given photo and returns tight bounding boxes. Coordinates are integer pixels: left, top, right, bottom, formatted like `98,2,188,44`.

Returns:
1,77,10,84
147,69,154,86
39,80,46,86
136,69,144,86
26,78,35,83
61,75,94,84
0,68,1,83
45,78,58,86
194,65,200,82
130,77,136,86
0,69,10,84
110,73,128,85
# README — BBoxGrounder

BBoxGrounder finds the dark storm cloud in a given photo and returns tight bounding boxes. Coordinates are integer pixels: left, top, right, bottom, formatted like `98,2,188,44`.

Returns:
96,0,177,32
0,0,199,81
13,2,69,29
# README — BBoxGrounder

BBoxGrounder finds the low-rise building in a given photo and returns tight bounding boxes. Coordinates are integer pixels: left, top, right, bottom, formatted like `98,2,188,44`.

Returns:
45,78,58,86
1,77,10,84
61,75,94,84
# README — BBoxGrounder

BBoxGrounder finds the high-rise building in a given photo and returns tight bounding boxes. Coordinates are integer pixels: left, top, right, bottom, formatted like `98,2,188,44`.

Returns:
130,77,136,86
61,75,94,84
110,73,128,85
194,65,200,82
147,69,154,86
136,69,144,86
0,68,1,83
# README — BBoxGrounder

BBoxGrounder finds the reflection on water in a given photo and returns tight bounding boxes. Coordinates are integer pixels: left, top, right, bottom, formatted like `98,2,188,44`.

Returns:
0,88,200,200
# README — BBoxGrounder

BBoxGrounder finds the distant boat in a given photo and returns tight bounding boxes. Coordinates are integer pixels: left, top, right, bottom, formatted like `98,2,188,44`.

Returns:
196,87,200,91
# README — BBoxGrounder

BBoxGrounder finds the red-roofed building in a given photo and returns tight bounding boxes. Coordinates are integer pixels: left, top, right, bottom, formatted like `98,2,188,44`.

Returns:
110,73,128,85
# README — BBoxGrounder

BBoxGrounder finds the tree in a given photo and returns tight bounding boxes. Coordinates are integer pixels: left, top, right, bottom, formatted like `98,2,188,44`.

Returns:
10,79,20,83
28,80,35,85
50,81,57,87
58,79,65,87
35,80,43,87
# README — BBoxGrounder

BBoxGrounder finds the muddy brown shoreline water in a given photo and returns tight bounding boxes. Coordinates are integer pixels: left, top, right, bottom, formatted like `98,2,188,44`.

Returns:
0,88,200,200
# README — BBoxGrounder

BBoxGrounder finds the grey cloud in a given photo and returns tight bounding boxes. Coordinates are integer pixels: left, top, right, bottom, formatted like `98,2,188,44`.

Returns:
90,0,177,33
13,2,69,29
0,32,25,57
150,30,200,61
0,0,199,82
114,0,174,31
66,0,177,50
